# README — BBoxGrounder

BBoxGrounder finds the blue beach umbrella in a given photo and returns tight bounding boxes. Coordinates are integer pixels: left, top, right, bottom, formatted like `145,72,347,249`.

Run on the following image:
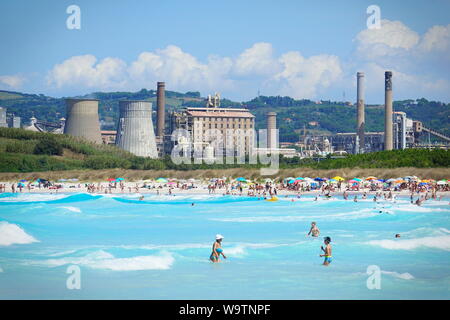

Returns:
295,177,304,180
116,178,124,181
314,177,325,181
236,177,247,182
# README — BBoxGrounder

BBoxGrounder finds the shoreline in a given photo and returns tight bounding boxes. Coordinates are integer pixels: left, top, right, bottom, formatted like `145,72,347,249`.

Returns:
0,167,449,182
1,182,449,198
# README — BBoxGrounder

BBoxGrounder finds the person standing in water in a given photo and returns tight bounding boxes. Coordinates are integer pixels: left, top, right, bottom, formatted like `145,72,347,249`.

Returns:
307,222,320,237
210,234,227,263
320,237,332,266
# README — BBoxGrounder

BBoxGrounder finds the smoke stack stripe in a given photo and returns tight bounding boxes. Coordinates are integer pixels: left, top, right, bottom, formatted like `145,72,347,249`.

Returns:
384,71,393,150
356,72,365,153
115,100,158,158
156,82,165,137
64,99,102,144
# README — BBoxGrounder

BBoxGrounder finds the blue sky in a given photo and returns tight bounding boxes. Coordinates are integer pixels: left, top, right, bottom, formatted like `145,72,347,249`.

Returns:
0,0,449,103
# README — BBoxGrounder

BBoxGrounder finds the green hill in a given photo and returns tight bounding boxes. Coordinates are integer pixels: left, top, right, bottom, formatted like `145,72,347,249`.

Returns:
0,127,448,173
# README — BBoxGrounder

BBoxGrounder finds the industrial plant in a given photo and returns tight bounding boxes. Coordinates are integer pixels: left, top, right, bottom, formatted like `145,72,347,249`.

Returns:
3,72,449,160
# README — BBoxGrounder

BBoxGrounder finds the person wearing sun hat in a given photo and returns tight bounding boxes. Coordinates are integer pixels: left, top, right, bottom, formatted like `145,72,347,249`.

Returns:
210,234,227,263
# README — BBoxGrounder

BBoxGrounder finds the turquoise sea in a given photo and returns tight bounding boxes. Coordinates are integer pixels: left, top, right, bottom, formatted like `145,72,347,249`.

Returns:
0,192,449,299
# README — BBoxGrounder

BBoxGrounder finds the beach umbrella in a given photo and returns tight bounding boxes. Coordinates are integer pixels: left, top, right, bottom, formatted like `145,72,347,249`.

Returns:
365,176,377,180
437,180,447,185
314,177,325,181
386,178,396,183
285,177,295,181
295,177,304,180
287,179,295,184
352,178,362,182
348,179,357,183
419,182,427,186
19,179,27,182
116,178,124,181
236,177,247,182
107,178,116,182
395,179,405,184
156,177,168,183
332,176,344,181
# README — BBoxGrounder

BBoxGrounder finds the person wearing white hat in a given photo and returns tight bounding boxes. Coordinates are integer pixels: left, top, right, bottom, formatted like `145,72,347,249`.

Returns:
210,234,227,263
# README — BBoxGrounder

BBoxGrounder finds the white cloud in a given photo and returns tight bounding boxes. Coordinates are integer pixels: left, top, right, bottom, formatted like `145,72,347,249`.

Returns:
234,42,279,76
45,43,343,100
0,74,26,89
128,45,234,91
274,52,342,99
355,19,420,59
419,24,450,52
47,54,127,89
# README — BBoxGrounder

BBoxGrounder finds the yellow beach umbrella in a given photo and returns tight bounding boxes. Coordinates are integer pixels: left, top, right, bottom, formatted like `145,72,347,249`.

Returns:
332,176,344,181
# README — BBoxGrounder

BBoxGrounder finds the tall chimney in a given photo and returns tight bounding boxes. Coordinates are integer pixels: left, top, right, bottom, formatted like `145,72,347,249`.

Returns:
156,82,165,137
356,72,365,153
267,112,277,149
384,71,393,150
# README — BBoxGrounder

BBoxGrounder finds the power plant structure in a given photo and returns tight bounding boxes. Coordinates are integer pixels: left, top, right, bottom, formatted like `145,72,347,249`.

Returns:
267,112,277,149
356,72,365,153
115,100,158,158
0,107,7,128
156,82,165,138
64,99,102,144
384,71,393,150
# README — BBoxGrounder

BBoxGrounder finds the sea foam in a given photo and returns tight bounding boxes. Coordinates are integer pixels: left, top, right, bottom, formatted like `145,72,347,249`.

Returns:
29,250,174,271
366,235,450,251
0,221,39,246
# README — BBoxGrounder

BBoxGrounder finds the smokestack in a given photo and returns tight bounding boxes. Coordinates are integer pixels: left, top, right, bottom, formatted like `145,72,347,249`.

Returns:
384,71,393,150
356,72,365,153
156,82,165,137
64,99,102,144
115,100,158,158
267,112,277,149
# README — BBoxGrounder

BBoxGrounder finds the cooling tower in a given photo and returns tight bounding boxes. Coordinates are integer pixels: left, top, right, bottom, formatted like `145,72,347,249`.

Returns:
64,99,102,143
384,71,393,150
115,100,158,158
356,72,365,153
267,112,277,149
156,82,165,137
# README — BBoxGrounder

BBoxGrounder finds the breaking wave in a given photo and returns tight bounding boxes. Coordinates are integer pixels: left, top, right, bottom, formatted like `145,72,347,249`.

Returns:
0,221,39,246
28,250,174,271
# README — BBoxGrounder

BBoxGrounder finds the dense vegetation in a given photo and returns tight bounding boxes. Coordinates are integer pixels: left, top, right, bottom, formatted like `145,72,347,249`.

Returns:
0,128,448,173
1,89,448,142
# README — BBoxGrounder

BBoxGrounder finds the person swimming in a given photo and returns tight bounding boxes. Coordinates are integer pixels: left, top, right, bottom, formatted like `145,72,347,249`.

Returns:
307,222,320,237
320,236,332,266
210,234,227,263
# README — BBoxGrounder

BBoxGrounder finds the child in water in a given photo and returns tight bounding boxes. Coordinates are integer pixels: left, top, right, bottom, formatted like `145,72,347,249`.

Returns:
307,222,320,237
210,234,227,263
320,237,332,266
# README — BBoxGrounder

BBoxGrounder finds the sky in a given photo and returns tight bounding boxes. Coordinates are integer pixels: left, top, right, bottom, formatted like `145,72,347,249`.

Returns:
0,0,449,103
